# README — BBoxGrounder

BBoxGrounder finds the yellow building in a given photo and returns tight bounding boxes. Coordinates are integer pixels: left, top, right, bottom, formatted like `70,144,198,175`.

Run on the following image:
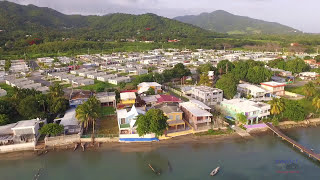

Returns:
120,92,136,106
158,105,186,131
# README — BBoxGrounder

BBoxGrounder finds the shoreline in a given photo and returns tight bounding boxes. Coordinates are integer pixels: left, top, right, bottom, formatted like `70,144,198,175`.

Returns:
1,119,320,160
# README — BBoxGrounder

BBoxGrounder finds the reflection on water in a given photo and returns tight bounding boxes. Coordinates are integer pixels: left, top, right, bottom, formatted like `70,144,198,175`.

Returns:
1,127,320,180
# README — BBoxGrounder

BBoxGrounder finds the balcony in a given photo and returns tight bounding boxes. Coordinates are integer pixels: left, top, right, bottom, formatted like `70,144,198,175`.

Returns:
196,118,211,124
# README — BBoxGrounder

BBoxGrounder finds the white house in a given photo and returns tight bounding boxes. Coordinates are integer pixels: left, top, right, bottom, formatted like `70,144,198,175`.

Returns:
137,82,162,94
97,74,118,82
237,84,269,101
116,105,145,134
108,77,131,85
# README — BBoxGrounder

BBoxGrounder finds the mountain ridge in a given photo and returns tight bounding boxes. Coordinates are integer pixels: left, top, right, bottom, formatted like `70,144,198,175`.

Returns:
174,10,301,34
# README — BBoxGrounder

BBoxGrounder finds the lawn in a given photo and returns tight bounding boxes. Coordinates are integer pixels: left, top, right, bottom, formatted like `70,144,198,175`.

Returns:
285,86,305,96
97,115,119,135
195,128,234,136
77,80,117,92
101,106,116,116
168,90,189,102
0,83,14,97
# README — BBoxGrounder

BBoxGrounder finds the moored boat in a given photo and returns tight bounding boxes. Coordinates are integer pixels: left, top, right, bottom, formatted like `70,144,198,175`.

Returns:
210,166,220,176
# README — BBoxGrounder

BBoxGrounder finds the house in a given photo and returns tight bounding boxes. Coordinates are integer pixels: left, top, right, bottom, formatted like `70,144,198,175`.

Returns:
73,79,94,86
87,72,106,79
96,92,117,107
137,82,162,94
179,101,212,130
0,88,7,97
108,76,131,85
54,108,81,135
156,94,181,104
191,86,223,106
0,119,45,151
120,92,136,106
69,91,92,107
156,104,186,132
117,105,145,134
299,72,319,80
97,74,118,82
237,84,269,101
220,99,270,124
129,69,148,76
260,81,286,96
208,71,215,80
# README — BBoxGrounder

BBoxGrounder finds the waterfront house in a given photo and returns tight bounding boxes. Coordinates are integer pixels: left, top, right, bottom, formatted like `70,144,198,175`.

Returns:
137,82,162,94
54,108,81,135
220,98,270,124
156,104,186,132
191,86,223,106
260,81,286,96
117,105,145,134
96,92,117,107
179,101,212,130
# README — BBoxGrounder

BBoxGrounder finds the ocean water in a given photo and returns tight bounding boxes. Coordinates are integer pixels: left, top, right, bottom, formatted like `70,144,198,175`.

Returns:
0,127,320,180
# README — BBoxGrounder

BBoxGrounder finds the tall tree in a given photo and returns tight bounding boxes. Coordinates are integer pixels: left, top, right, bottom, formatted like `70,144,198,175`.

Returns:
269,98,285,116
236,113,248,125
217,60,235,74
312,96,320,112
216,73,238,99
136,109,168,137
76,96,102,143
303,82,316,98
246,66,272,84
49,83,64,98
283,100,306,122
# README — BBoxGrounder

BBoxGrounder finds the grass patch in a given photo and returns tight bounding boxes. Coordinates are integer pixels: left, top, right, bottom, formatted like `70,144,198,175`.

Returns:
195,128,234,136
168,90,189,102
101,106,116,116
285,86,305,96
0,83,14,97
77,80,116,92
97,115,119,135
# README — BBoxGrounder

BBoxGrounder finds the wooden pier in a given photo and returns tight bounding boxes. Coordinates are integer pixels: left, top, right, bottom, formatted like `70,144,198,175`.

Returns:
265,123,320,161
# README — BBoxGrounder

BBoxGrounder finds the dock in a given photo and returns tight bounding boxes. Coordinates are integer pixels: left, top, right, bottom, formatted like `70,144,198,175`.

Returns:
265,123,320,161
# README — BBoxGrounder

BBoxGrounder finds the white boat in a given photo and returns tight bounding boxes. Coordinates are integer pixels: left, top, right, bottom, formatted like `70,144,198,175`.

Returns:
210,166,220,176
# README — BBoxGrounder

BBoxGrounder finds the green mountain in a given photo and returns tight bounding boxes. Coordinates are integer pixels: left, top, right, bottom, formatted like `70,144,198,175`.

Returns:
0,1,215,43
174,10,301,34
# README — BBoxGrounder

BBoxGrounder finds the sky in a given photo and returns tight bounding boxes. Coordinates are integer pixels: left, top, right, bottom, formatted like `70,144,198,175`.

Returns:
6,0,320,33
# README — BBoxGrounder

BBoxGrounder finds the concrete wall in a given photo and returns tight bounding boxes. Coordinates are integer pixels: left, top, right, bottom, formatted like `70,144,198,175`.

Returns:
0,142,35,153
45,134,80,147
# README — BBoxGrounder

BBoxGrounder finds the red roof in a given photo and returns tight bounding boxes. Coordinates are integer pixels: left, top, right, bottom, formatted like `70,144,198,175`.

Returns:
120,90,137,93
156,95,181,103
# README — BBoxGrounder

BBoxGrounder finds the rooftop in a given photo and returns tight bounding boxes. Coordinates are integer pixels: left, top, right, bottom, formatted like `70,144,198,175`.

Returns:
221,99,270,112
192,86,222,93
120,92,136,100
260,81,286,87
12,119,39,129
156,104,181,114
238,84,266,93
179,102,212,117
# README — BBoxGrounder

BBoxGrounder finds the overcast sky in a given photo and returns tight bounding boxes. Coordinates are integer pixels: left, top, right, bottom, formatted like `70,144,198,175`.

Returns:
6,0,320,33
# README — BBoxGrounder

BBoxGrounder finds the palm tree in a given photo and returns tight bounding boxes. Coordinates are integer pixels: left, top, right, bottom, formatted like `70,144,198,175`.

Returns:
269,98,285,116
303,82,316,98
312,96,320,112
76,96,102,143
49,83,64,98
236,113,248,125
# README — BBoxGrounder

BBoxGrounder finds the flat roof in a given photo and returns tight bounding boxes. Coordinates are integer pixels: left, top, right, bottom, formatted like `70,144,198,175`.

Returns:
221,99,270,112
238,84,266,93
157,105,182,114
180,102,212,117
261,81,286,87
12,119,38,129
120,92,136,100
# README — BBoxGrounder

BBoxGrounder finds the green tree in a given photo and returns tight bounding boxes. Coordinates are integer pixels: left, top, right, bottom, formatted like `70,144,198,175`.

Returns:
172,63,191,78
0,99,16,120
283,100,306,122
136,109,168,137
312,96,320,112
4,60,11,71
0,114,9,126
285,58,310,74
49,97,69,114
49,83,64,98
39,123,64,136
269,98,285,116
197,63,216,74
216,73,238,99
217,60,235,74
17,96,45,119
76,96,102,143
246,66,272,84
236,113,247,125
146,87,155,95
199,73,211,86
315,55,320,63
119,82,126,89
303,82,316,98
232,61,249,80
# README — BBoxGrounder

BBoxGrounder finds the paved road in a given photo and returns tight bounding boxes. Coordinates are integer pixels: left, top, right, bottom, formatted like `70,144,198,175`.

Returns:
28,72,52,87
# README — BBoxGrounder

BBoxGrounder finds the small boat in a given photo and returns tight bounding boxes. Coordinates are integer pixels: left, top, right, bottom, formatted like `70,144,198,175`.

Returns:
210,166,220,176
148,164,161,175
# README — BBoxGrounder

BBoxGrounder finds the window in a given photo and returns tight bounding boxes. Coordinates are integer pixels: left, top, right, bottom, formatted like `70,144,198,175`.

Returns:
176,115,180,120
121,118,126,124
169,115,173,120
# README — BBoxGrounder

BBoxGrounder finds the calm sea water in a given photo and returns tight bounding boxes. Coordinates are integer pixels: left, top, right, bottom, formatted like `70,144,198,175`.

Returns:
1,127,320,180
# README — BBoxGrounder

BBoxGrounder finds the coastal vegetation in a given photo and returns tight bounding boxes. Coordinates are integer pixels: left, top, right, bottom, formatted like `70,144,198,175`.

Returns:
39,123,64,136
195,128,234,136
136,109,168,137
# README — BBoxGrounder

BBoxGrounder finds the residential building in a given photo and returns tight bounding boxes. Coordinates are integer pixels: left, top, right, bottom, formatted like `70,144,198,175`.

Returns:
69,91,92,107
108,76,131,85
220,98,270,124
96,92,116,107
156,104,186,132
54,108,81,135
299,72,319,80
260,81,286,96
87,72,106,79
0,88,7,97
237,84,269,101
179,101,212,130
191,86,223,106
97,74,118,82
137,82,162,94
128,69,148,76
120,92,136,106
117,105,145,134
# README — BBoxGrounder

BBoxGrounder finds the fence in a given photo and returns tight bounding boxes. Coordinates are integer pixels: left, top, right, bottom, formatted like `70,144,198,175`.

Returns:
44,134,80,146
0,142,35,153
80,134,119,138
